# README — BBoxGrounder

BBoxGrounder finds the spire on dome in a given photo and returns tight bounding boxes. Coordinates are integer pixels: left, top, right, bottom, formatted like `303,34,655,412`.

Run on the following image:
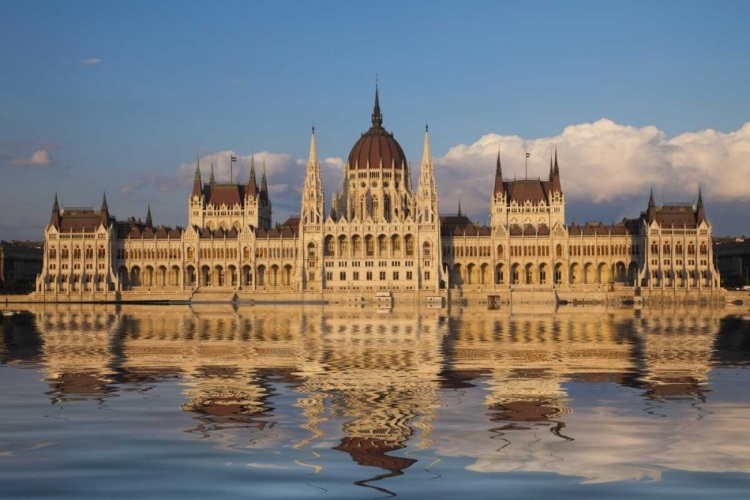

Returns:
371,79,383,128
146,205,153,227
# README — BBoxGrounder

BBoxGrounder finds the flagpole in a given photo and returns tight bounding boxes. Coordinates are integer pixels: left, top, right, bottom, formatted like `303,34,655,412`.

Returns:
525,151,528,180
230,157,233,184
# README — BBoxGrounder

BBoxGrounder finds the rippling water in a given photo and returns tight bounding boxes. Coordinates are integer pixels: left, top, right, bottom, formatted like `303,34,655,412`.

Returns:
1,304,750,499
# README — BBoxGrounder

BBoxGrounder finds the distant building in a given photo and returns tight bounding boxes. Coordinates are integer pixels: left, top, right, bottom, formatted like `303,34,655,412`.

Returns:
713,237,750,288
34,87,720,297
0,240,44,294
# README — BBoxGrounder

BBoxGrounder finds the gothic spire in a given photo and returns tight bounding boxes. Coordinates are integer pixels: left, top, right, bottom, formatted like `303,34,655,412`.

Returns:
457,199,462,218
494,149,504,195
421,124,431,165
647,186,657,224
209,161,215,185
696,185,707,224
308,125,318,166
146,204,153,227
371,80,383,128
551,146,562,194
260,158,269,203
549,154,554,180
554,146,559,174
49,192,61,228
99,192,109,226
247,154,258,197
192,153,203,197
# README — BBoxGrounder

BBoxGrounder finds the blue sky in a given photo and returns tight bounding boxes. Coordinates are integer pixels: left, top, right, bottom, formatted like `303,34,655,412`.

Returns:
2,0,750,238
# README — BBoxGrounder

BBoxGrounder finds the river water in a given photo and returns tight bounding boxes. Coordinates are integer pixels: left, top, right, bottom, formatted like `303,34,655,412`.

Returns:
1,304,749,499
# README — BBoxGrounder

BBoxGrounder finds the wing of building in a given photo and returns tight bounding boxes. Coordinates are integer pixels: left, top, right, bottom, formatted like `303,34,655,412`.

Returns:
34,88,720,301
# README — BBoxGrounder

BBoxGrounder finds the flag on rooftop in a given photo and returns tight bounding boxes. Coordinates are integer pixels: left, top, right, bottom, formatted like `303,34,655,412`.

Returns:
230,155,237,162
526,152,531,158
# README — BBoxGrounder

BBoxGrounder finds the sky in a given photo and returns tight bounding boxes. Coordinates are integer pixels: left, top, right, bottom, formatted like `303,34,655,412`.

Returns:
1,0,749,239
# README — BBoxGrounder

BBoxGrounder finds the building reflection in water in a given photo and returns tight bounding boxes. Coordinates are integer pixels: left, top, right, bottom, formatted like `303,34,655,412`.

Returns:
6,303,750,487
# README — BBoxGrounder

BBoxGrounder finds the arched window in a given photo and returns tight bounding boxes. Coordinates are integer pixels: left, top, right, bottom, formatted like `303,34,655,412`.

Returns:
423,242,431,258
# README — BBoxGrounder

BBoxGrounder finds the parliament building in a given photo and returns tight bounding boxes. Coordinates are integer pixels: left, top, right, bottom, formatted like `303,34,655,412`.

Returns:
34,89,720,302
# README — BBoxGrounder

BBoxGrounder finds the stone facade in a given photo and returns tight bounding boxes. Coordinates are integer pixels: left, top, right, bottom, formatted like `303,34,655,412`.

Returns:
34,89,720,299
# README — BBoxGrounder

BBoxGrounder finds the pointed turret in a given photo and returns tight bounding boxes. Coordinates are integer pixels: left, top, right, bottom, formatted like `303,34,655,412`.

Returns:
99,192,109,226
494,150,504,195
696,185,707,225
146,205,153,227
549,154,554,181
260,159,269,203
247,154,259,197
551,146,562,193
192,153,202,197
209,162,215,185
50,192,60,228
309,126,319,166
457,199,462,218
421,124,431,164
647,187,657,223
371,82,383,128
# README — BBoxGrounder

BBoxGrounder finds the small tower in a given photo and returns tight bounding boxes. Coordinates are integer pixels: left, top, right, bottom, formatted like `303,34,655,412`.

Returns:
416,124,441,291
490,150,509,230
146,205,153,228
696,186,708,225
99,192,110,227
299,127,325,292
50,192,60,229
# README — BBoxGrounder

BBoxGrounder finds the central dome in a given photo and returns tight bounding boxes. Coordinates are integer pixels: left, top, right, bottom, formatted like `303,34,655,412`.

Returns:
347,88,407,170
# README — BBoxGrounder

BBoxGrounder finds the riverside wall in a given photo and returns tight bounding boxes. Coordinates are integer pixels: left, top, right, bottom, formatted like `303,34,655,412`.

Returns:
0,286,733,310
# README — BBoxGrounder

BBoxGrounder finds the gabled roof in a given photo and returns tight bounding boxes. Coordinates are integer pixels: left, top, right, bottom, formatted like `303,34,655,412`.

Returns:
651,204,699,228
504,179,551,205
58,208,112,233
204,184,245,207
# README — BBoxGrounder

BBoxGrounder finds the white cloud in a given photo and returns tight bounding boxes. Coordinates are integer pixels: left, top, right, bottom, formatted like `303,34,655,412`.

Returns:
11,150,52,166
435,120,750,218
79,58,101,66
